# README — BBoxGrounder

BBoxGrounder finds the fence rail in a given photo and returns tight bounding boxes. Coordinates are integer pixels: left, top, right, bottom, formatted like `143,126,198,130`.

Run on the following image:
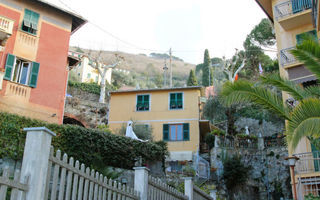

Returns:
148,176,188,200
294,152,320,175
193,185,212,200
45,147,139,200
0,167,28,200
275,0,312,20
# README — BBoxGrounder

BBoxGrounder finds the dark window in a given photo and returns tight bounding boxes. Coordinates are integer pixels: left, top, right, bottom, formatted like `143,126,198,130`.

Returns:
21,9,39,35
170,93,183,109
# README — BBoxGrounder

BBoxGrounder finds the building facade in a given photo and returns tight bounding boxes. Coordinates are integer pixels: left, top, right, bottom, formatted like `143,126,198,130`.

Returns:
0,0,86,124
108,87,210,162
68,50,113,85
256,0,320,198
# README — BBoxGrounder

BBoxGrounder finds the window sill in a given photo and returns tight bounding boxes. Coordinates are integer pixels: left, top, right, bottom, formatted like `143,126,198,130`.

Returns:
19,29,38,38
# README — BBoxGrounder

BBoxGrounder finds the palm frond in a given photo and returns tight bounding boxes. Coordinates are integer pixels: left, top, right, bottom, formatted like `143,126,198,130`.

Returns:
287,98,320,151
291,39,320,79
221,80,289,120
260,73,306,100
304,86,320,98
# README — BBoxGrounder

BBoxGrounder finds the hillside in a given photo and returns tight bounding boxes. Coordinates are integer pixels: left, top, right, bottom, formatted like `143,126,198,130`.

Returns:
70,47,196,88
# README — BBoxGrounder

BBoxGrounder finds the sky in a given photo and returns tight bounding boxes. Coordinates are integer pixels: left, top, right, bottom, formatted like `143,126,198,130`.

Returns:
48,0,270,64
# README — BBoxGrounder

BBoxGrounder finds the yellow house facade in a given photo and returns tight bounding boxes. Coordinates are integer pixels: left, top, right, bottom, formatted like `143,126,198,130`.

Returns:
256,0,320,198
108,87,208,161
69,51,112,85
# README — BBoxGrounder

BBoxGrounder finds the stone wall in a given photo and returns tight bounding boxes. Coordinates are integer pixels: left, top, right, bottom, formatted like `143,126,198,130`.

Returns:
210,141,292,200
64,86,108,128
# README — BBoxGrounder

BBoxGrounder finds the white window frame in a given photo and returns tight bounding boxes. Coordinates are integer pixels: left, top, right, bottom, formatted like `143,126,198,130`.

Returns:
11,58,32,86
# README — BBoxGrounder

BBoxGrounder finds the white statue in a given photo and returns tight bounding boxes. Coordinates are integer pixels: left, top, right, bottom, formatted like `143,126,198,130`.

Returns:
125,121,148,142
245,126,250,135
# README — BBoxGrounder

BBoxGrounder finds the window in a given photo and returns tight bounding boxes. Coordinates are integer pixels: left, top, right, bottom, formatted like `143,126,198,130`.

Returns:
3,54,40,87
296,30,317,45
136,94,150,111
87,73,91,78
95,76,98,83
21,9,39,35
169,93,183,109
163,123,189,141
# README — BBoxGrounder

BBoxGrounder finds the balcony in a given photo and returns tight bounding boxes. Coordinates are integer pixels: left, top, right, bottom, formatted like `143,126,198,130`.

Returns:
280,46,302,68
275,0,313,30
0,15,14,44
294,152,320,175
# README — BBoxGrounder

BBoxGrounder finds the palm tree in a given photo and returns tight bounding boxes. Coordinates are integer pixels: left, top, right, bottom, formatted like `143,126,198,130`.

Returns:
220,38,320,152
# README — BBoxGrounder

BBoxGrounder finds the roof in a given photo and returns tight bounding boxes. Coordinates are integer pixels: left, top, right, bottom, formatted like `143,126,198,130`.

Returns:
33,0,87,34
110,86,203,94
255,0,274,22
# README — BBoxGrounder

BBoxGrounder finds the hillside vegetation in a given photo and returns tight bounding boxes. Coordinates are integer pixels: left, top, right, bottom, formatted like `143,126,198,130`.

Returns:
70,47,195,88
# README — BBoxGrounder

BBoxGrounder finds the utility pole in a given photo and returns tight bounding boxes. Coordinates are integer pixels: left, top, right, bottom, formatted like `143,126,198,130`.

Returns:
163,59,168,87
169,48,172,88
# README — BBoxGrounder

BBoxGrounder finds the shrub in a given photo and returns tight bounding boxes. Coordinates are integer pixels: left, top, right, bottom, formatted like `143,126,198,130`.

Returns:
211,129,225,136
0,112,168,170
68,81,100,94
222,155,251,190
205,133,215,149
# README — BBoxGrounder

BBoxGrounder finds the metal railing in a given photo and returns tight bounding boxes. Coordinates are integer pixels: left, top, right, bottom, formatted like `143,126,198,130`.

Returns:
294,152,320,175
275,0,312,20
280,47,297,66
297,176,320,198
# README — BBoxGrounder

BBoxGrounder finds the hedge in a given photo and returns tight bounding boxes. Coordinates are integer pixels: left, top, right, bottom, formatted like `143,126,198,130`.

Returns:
0,112,168,170
68,81,100,95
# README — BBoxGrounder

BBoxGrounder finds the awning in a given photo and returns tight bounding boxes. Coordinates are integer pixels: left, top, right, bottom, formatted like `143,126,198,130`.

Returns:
288,65,317,83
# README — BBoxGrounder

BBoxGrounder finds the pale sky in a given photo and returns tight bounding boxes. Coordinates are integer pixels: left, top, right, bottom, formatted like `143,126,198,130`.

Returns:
48,0,269,64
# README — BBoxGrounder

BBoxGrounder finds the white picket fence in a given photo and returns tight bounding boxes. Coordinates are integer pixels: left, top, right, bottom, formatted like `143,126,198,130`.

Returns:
0,127,213,200
0,168,28,199
45,148,138,200
148,176,188,200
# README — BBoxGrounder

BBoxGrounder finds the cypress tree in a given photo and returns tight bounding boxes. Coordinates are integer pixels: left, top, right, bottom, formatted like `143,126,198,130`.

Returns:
202,49,211,86
187,69,198,86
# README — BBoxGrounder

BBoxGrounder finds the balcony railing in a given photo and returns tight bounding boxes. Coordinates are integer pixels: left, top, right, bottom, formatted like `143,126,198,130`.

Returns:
0,15,14,35
275,0,312,20
280,47,298,67
294,152,320,175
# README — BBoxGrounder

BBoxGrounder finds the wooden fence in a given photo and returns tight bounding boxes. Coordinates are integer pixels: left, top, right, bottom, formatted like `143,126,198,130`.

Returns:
0,168,28,200
148,176,188,200
45,148,139,200
193,185,212,200
0,127,213,200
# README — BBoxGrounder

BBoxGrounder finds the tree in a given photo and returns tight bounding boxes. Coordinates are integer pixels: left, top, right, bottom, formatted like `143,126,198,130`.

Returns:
202,49,212,86
187,69,198,86
220,38,320,151
89,51,124,103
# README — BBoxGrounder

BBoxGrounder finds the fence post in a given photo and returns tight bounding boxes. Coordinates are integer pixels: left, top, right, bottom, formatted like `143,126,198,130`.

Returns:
184,177,193,200
19,127,55,200
258,134,264,150
134,167,149,200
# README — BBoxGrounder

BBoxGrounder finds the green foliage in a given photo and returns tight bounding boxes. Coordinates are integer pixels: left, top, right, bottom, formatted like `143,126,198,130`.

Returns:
68,81,101,95
118,122,154,141
211,129,226,136
222,155,251,190
305,193,320,200
0,112,168,170
248,18,276,46
187,69,198,86
235,134,257,140
203,97,227,124
204,132,215,150
202,49,212,86
182,164,196,177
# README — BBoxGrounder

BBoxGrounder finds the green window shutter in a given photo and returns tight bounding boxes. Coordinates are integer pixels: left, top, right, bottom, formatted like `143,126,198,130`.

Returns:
30,11,39,30
4,54,15,80
163,124,169,141
28,62,40,88
183,123,189,141
170,93,176,108
177,93,183,108
296,30,318,45
144,95,149,102
23,9,32,27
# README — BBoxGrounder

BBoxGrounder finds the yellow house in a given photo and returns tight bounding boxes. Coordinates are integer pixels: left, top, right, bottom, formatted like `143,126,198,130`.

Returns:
256,0,320,198
108,86,210,162
69,50,112,85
